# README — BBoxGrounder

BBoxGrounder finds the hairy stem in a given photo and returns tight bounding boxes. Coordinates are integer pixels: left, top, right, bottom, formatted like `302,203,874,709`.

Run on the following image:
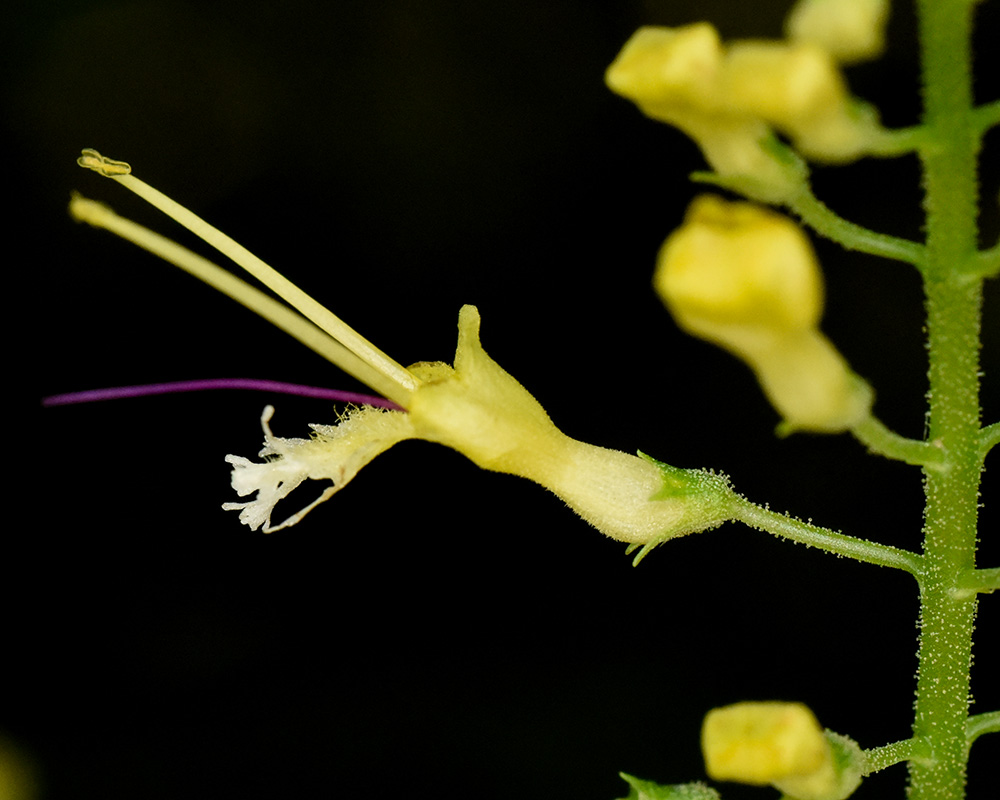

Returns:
862,737,933,776
980,421,1000,459
956,566,999,596
850,414,945,467
909,1,985,798
729,500,922,576
966,711,1000,747
785,184,927,267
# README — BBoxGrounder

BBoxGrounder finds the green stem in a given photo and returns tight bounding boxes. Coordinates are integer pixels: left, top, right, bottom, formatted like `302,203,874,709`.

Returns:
909,2,985,798
862,737,933,775
956,566,999,596
689,164,928,266
970,244,999,278
971,99,1000,134
867,124,929,156
850,415,946,467
980,421,1000,458
729,500,922,576
966,711,1000,747
785,184,927,267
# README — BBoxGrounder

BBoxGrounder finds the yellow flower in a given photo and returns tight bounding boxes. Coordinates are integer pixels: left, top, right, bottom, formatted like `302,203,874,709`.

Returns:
721,40,877,162
605,25,795,200
73,151,738,549
702,702,865,800
655,195,872,433
785,0,890,64
226,304,736,543
605,22,882,196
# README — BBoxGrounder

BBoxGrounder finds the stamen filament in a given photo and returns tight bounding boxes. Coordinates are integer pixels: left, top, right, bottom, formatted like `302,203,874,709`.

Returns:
70,193,411,405
76,149,419,404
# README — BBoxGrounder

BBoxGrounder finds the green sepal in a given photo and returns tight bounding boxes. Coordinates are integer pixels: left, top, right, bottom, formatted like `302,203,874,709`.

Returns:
771,730,865,800
690,134,809,204
638,452,732,501
625,453,736,566
618,773,721,800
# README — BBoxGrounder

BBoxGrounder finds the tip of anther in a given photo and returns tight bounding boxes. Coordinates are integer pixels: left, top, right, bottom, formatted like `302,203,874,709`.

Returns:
78,148,132,177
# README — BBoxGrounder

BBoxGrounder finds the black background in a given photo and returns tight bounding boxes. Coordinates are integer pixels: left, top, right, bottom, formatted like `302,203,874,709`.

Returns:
6,1,999,798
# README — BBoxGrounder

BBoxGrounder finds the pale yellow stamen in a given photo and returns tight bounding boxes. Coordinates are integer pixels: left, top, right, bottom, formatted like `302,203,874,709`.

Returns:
68,193,402,399
74,149,418,406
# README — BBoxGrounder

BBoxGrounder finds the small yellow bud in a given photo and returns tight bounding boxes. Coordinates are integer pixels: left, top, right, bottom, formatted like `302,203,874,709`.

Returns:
605,23,883,185
785,0,890,64
655,194,823,337
605,25,800,200
722,41,872,162
655,195,872,432
702,702,864,800
703,702,829,785
603,24,722,116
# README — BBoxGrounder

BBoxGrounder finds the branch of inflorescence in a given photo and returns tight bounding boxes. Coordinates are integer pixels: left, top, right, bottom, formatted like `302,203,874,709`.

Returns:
972,99,1000,135
954,566,999,596
690,165,929,268
972,244,1000,278
980,421,1000,460
862,737,934,776
860,710,999,778
728,498,923,576
966,711,1000,748
784,184,928,268
850,415,947,468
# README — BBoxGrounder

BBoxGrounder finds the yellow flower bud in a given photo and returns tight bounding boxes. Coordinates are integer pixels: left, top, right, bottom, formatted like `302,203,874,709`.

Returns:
603,24,722,117
702,702,864,800
605,22,882,183
605,25,800,199
722,41,874,161
785,0,890,64
655,195,872,432
703,702,829,785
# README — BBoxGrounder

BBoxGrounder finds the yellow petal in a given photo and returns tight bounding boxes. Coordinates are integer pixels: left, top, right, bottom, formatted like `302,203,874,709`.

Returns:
702,702,830,785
